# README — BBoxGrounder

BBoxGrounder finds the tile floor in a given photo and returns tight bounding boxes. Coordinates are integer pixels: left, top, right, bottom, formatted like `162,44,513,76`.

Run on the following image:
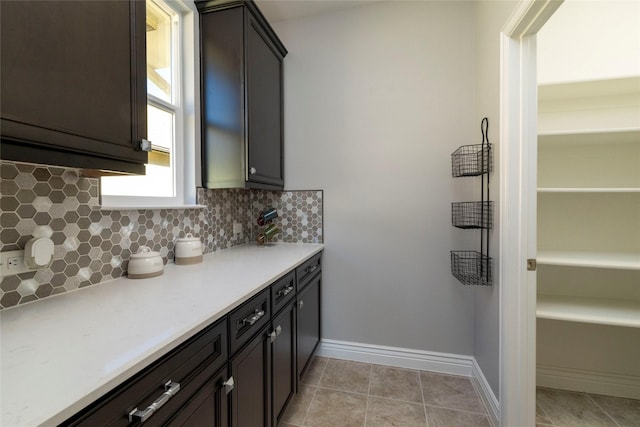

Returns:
536,387,640,427
280,357,492,427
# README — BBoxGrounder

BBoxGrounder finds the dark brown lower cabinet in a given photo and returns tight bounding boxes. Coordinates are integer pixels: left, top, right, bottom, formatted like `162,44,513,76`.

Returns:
164,366,229,427
230,325,272,427
272,300,296,425
229,301,297,427
297,273,321,383
62,252,322,427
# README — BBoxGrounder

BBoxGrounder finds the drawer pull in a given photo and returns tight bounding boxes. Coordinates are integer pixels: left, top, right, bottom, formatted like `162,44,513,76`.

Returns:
305,265,318,274
277,285,294,299
240,309,265,327
299,300,304,310
223,376,235,394
128,380,180,423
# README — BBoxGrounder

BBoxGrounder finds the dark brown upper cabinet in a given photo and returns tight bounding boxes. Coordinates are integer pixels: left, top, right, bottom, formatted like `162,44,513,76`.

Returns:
197,0,287,190
0,0,147,175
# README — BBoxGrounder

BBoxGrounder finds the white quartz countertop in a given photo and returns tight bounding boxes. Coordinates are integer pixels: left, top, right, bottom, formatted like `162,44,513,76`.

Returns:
0,243,323,427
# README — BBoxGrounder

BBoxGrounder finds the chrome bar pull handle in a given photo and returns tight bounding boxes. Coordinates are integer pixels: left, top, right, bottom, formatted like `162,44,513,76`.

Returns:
299,300,304,310
277,285,294,299
275,325,282,336
269,330,277,343
128,381,180,423
305,265,318,274
239,308,265,328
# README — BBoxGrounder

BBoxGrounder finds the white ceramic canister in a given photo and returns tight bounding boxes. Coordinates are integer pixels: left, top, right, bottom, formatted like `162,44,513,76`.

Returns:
175,234,203,265
128,246,164,279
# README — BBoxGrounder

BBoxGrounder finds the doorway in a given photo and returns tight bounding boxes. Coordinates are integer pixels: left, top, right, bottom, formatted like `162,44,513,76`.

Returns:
535,1,640,425
500,0,640,426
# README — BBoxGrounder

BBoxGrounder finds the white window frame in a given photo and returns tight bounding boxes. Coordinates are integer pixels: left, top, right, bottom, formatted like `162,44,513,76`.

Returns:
101,0,199,209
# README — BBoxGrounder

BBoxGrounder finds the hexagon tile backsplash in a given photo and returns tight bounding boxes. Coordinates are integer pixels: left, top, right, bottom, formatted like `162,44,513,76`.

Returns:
0,160,323,310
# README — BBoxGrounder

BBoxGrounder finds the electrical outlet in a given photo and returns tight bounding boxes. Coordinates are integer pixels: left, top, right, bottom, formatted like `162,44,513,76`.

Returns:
8,256,23,269
0,250,34,277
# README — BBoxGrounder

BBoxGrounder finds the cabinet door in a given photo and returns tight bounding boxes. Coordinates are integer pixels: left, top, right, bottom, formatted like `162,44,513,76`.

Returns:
164,367,230,427
297,273,321,382
0,0,147,174
245,13,284,188
230,326,272,427
199,6,245,189
272,301,296,425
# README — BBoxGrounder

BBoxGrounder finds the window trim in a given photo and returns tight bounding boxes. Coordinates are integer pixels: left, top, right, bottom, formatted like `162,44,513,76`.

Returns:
101,0,198,209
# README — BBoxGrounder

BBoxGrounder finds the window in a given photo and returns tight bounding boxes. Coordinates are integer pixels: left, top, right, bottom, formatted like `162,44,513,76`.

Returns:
101,0,197,207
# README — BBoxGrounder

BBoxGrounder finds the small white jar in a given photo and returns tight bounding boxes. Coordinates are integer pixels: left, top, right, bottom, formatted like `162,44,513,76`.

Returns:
128,246,164,279
175,234,203,265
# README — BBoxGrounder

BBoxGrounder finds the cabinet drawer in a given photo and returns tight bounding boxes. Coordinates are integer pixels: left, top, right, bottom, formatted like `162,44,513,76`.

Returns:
64,318,227,426
229,288,271,355
271,271,295,315
296,252,322,291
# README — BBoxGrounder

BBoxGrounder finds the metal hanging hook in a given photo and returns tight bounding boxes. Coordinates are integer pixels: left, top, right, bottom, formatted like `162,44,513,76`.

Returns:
481,117,489,145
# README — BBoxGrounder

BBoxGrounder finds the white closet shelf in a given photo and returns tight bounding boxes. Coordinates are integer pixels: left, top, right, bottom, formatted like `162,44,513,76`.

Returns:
538,77,640,101
538,128,640,144
537,294,640,328
538,188,640,193
537,251,640,270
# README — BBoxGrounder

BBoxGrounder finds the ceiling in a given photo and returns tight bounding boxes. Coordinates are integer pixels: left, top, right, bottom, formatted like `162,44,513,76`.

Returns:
255,0,383,23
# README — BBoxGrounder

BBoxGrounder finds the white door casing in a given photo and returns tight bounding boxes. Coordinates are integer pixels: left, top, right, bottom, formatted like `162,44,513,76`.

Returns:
499,1,563,426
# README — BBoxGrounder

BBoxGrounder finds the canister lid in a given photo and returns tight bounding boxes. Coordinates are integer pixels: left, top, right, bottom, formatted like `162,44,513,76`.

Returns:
130,246,161,259
176,233,200,243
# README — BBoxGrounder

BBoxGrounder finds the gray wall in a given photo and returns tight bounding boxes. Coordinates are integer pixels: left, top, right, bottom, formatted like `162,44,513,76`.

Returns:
274,1,477,355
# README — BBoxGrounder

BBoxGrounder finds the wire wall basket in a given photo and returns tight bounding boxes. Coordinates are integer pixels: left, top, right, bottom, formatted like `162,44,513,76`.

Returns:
451,144,493,177
451,201,493,229
450,251,493,287
450,117,493,286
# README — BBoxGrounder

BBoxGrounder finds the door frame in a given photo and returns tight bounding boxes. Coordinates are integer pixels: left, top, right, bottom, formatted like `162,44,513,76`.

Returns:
498,1,563,426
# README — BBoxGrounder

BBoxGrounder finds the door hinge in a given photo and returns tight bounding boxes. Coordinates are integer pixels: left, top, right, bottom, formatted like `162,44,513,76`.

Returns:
527,259,537,271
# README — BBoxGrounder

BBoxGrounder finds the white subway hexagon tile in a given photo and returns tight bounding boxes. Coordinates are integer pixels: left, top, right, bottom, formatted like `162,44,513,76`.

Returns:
62,197,80,212
35,269,54,284
63,237,80,252
61,170,79,184
110,256,123,268
15,218,36,236
63,223,80,238
33,196,53,212
63,276,80,291
15,173,37,189
32,225,53,239
88,247,102,259
99,215,113,229
48,204,66,218
17,279,39,297
88,223,103,236
78,267,92,282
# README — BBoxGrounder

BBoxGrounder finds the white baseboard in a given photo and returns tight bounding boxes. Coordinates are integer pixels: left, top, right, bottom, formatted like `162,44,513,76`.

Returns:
317,338,499,426
537,364,640,399
471,358,500,427
318,338,474,376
